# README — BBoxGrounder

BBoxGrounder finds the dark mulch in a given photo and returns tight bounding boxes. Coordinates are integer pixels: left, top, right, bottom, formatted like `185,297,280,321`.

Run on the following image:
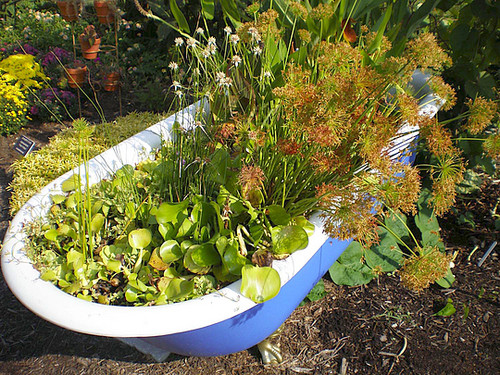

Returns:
0,118,498,375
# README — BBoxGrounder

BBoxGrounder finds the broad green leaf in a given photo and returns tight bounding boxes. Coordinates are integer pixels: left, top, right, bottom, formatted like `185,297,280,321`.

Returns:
157,276,172,292
125,286,139,302
67,250,84,265
329,241,375,286
435,267,455,288
51,194,66,204
220,0,241,26
271,225,308,255
148,248,169,271
215,236,228,256
153,200,189,225
158,222,175,240
90,213,105,233
128,228,152,249
416,190,444,250
77,293,92,302
213,263,240,283
176,217,195,238
159,240,183,263
304,279,327,302
435,298,456,316
184,247,211,274
293,216,315,236
201,0,214,20
165,278,194,300
241,265,281,303
41,269,57,281
365,229,404,272
222,240,249,275
384,212,409,243
190,243,221,267
44,229,59,242
61,174,80,192
169,0,190,33
266,205,291,226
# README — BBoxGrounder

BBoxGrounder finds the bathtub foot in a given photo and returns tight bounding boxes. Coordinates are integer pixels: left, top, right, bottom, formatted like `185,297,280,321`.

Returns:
117,338,170,362
257,326,283,364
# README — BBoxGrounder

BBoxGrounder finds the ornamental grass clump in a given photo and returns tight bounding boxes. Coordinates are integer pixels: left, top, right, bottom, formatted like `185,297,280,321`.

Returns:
24,7,497,305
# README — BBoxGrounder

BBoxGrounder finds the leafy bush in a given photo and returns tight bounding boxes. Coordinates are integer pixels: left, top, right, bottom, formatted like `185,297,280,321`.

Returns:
8,111,167,214
0,78,29,136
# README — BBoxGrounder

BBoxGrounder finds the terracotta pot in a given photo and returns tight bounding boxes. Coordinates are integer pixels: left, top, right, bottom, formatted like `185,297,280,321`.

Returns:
56,1,79,22
94,1,114,24
79,36,101,60
103,71,120,91
66,65,87,88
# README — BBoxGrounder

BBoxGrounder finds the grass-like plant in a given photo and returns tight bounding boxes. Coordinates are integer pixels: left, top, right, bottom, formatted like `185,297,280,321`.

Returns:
8,111,167,214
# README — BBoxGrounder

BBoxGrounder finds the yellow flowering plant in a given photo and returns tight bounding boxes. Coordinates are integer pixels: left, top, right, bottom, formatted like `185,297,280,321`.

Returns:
0,54,48,135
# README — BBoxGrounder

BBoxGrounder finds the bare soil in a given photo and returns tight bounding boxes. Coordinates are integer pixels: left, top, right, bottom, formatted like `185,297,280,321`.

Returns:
0,119,498,375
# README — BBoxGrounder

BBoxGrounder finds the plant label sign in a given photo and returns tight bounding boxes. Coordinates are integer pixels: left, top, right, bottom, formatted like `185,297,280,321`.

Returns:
14,136,35,156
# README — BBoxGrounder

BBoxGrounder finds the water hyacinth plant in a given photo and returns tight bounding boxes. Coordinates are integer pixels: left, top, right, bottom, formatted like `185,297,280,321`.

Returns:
24,7,497,306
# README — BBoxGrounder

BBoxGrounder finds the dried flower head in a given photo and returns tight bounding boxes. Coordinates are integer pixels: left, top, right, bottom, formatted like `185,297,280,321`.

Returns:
430,153,465,216
297,29,311,44
404,33,451,72
289,1,308,19
399,246,451,292
310,3,334,21
239,165,266,204
428,76,456,110
483,132,500,161
317,183,379,247
465,97,497,135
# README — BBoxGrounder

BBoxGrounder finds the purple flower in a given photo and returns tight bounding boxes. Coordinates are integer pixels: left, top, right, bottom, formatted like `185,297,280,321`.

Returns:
30,105,39,115
14,43,39,56
41,47,72,66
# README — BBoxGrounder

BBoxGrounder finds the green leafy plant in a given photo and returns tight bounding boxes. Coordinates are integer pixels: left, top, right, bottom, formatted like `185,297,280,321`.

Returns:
22,5,496,307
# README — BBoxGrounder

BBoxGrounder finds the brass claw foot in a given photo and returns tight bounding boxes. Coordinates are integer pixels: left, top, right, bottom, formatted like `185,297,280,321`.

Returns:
257,326,283,364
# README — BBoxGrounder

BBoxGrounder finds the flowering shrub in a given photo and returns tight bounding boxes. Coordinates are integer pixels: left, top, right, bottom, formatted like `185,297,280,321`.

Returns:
0,53,46,135
0,53,46,89
0,77,29,135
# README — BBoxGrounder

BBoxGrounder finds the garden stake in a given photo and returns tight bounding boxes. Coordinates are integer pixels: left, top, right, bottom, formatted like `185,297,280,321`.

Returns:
477,241,497,267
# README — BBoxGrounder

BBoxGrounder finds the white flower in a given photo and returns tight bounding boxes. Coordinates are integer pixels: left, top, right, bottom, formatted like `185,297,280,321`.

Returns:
230,34,240,45
193,67,200,75
174,37,184,47
232,55,242,67
172,81,182,89
248,27,261,42
264,71,271,78
169,62,179,70
224,26,232,35
196,27,204,35
215,72,233,88
208,36,216,46
209,44,217,55
175,90,183,98
136,23,142,29
253,45,263,55
201,48,210,58
186,38,197,48
215,72,226,82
